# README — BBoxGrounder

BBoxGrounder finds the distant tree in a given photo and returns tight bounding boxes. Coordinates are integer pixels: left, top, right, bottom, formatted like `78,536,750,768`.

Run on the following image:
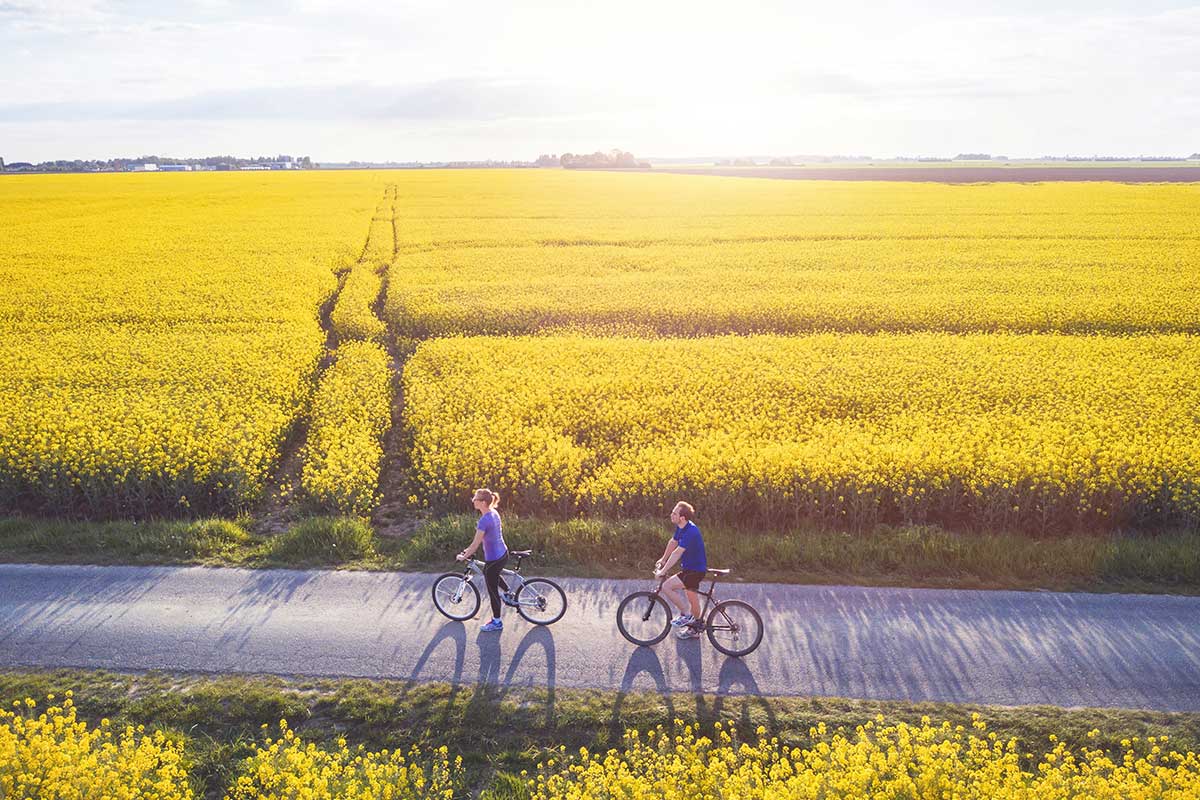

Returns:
613,150,636,167
562,150,645,169
768,157,793,166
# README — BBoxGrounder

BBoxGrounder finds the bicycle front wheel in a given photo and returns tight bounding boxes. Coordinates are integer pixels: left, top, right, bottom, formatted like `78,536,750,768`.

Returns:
516,578,568,625
616,591,672,646
432,573,480,621
706,599,763,657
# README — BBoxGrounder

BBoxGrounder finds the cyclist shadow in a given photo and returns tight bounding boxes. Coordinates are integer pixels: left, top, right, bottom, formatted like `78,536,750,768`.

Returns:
709,656,778,734
608,642,776,741
467,624,558,728
608,647,676,743
397,620,468,726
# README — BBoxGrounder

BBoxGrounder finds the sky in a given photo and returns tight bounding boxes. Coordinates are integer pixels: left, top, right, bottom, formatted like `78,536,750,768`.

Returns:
2,0,1199,162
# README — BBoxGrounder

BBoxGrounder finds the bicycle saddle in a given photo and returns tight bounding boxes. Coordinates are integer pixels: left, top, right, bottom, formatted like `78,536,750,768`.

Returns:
510,549,533,558
707,568,731,575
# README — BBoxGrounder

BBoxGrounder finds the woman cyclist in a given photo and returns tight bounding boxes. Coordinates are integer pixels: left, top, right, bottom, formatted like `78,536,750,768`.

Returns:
457,488,509,632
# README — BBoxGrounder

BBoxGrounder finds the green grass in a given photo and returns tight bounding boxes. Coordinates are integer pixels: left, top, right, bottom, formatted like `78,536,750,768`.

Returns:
0,513,1197,594
2,668,1197,799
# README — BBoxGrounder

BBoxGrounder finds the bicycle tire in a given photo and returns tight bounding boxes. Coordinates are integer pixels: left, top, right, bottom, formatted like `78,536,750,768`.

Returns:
432,573,480,621
515,578,568,625
705,599,763,657
616,591,673,646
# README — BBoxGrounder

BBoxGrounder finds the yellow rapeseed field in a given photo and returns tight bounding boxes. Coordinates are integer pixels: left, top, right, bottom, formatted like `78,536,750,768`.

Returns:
0,694,192,799
528,719,1200,799
226,721,458,800
388,171,1199,532
386,238,1200,337
0,172,387,515
384,172,1200,336
8,700,1195,799
387,170,1200,249
5,169,1199,530
403,333,1200,532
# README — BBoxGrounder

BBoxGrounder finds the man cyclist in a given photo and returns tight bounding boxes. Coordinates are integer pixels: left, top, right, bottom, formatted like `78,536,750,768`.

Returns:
654,500,706,640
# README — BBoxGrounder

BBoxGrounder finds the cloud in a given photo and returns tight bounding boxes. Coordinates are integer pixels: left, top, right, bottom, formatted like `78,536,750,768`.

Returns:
0,0,109,30
0,78,635,124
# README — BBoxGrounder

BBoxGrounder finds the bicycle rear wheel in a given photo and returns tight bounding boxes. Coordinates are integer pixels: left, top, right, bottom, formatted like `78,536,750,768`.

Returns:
705,599,763,657
432,573,480,621
516,578,568,625
616,591,672,646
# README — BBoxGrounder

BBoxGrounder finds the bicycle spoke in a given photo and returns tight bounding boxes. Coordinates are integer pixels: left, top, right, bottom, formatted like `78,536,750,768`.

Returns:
432,574,480,621
617,592,672,646
706,600,763,657
516,578,567,625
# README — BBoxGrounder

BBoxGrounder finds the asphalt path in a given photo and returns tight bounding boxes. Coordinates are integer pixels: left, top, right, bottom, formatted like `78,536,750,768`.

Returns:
1,564,1198,712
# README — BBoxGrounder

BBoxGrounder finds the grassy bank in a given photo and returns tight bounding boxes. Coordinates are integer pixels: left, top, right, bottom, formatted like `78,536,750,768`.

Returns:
0,513,1197,594
2,668,1198,799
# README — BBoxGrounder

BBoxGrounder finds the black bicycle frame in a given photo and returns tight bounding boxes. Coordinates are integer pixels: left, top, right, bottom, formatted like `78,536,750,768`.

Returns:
643,574,722,624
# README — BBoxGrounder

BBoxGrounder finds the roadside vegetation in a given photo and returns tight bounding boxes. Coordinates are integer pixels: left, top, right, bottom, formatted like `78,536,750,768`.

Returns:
1,669,1197,799
0,513,1197,595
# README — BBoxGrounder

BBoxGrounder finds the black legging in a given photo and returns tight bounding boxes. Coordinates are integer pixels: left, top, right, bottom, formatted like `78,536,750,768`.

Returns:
483,551,510,619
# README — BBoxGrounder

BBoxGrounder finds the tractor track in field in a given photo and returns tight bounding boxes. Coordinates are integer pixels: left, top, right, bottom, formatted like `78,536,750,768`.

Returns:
255,185,396,534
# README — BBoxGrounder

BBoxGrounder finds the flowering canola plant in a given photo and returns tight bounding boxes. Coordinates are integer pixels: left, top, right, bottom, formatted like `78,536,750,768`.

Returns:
0,694,192,799
527,718,1200,799
225,720,459,800
0,172,388,515
403,333,1200,532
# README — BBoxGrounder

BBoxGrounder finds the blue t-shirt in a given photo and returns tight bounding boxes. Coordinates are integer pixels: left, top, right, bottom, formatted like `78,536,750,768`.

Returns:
673,521,707,572
478,509,507,561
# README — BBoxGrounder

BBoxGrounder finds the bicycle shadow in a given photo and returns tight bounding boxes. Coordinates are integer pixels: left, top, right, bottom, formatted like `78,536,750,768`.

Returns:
396,620,468,726
468,623,558,727
607,640,776,742
710,656,779,735
607,646,677,743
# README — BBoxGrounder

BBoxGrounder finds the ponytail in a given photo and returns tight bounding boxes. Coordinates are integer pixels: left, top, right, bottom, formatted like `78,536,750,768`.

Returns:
473,488,500,508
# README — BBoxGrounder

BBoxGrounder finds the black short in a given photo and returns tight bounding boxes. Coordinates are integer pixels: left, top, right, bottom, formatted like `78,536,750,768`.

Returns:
678,570,705,590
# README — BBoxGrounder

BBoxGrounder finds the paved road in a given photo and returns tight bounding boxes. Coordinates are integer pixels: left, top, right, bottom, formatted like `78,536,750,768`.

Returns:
0,564,1198,712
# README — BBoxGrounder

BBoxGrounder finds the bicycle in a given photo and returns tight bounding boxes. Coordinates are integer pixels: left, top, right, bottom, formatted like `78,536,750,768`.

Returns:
432,549,567,625
616,568,763,657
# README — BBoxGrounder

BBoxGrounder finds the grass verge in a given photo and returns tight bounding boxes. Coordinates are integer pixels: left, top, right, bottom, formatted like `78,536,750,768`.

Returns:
1,668,1197,799
0,513,1197,594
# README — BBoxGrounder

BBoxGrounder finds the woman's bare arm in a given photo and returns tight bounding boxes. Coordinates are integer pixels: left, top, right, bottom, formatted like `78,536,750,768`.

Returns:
459,528,486,560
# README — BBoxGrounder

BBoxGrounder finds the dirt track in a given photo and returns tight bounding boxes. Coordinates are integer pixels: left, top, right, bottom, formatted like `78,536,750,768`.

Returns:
658,166,1200,183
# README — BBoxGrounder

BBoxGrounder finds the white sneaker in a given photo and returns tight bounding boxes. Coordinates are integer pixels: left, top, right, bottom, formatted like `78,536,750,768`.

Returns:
670,614,695,627
676,626,702,640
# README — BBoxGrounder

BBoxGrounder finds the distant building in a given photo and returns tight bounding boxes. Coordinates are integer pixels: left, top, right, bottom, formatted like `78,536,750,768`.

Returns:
129,163,158,171
157,164,192,172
